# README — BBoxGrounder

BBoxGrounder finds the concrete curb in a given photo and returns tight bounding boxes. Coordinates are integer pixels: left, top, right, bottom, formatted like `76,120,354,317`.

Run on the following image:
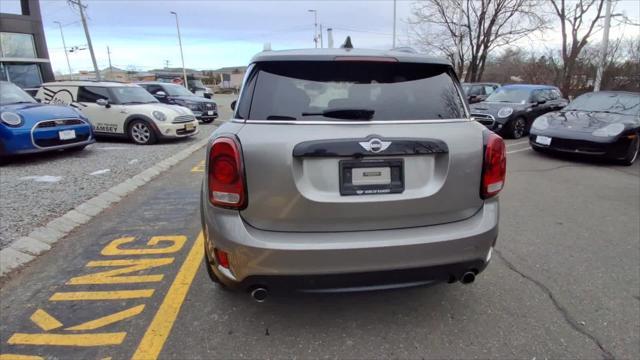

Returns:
0,137,210,278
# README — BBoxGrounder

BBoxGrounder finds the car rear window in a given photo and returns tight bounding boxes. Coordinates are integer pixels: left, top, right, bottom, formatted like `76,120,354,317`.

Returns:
243,61,465,121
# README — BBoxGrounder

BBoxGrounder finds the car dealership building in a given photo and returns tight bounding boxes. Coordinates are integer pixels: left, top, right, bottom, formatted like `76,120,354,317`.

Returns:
0,0,54,93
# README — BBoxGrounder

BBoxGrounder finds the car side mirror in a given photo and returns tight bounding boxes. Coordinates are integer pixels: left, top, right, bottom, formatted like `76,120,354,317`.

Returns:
155,91,167,98
96,98,110,108
231,100,237,111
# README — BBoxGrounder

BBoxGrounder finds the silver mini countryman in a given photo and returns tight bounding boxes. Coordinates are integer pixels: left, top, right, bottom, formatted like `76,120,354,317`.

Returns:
200,48,506,301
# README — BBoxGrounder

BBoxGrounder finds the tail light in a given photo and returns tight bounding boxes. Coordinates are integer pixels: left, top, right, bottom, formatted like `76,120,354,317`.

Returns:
208,136,247,209
481,132,506,199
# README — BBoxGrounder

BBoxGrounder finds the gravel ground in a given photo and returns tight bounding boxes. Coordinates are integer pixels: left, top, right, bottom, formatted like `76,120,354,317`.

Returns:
0,94,235,249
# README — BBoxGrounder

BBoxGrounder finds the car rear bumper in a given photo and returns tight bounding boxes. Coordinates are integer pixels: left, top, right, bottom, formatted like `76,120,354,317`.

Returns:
529,134,631,159
201,197,499,292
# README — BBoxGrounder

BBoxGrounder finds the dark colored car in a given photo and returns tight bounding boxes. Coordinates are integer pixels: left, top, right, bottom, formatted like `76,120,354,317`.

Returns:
462,82,500,104
470,84,568,139
137,82,218,123
0,81,94,162
530,91,640,165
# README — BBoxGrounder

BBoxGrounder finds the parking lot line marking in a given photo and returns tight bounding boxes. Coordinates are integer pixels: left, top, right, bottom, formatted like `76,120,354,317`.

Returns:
50,289,156,301
67,258,174,285
29,309,63,331
191,160,205,173
507,147,532,154
131,232,204,360
507,140,529,147
8,333,127,347
29,310,62,331
65,305,145,331
101,236,186,256
0,354,44,360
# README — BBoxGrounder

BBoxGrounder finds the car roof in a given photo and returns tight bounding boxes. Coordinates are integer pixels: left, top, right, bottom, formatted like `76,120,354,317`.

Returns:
136,82,180,86
582,90,640,96
500,84,558,90
41,81,139,88
250,48,451,66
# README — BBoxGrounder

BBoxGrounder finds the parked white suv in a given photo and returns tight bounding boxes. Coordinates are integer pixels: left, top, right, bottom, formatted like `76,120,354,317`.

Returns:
35,81,198,145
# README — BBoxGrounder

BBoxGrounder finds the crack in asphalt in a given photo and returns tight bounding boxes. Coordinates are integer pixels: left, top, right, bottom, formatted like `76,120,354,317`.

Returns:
494,249,615,360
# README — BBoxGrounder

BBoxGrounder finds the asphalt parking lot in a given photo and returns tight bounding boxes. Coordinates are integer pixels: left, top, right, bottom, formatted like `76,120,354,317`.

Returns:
0,95,234,250
0,132,637,359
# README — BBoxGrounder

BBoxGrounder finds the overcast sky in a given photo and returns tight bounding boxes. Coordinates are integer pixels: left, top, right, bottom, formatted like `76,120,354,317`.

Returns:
30,0,640,74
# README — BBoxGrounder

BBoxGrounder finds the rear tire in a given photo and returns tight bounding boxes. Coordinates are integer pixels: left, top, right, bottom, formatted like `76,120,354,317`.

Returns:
505,117,526,139
619,135,639,166
128,120,157,145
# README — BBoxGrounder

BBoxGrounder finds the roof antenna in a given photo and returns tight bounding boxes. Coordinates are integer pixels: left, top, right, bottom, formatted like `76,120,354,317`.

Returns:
341,36,353,49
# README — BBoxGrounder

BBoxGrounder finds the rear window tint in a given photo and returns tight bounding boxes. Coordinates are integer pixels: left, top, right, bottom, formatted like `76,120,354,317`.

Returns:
245,61,464,121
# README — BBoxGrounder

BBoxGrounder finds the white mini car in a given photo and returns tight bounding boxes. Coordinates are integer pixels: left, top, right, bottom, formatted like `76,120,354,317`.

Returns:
35,81,199,145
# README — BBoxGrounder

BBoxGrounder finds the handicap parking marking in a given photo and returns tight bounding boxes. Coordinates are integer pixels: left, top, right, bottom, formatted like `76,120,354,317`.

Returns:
1,232,203,360
191,160,205,173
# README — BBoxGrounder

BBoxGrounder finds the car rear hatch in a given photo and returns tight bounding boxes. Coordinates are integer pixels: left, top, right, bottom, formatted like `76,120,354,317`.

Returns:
235,59,484,232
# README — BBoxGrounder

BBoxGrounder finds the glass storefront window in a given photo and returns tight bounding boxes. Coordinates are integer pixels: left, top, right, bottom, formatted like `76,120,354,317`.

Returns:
5,63,42,88
0,32,37,58
0,0,23,15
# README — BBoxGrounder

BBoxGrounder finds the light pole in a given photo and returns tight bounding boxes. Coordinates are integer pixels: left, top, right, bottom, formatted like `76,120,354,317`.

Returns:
170,11,189,90
54,21,73,76
308,9,318,48
392,0,397,48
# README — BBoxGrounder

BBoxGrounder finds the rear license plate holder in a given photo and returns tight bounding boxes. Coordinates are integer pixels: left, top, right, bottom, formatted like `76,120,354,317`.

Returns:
340,159,404,196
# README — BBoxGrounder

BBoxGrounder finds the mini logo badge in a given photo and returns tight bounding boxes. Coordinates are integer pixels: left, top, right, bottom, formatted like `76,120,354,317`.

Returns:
359,138,392,153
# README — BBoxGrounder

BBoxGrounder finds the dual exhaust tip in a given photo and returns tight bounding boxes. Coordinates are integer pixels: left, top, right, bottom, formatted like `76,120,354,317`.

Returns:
249,272,476,302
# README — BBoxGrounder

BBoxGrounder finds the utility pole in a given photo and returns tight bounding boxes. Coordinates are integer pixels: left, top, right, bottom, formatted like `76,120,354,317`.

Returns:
594,0,612,92
308,9,318,48
170,11,189,89
68,0,100,80
164,60,170,69
327,28,334,48
54,21,73,76
392,0,397,48
319,24,323,48
106,46,112,80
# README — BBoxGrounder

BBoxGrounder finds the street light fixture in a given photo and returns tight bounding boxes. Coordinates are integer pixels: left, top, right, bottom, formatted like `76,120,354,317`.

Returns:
170,11,189,90
54,21,73,76
308,9,318,48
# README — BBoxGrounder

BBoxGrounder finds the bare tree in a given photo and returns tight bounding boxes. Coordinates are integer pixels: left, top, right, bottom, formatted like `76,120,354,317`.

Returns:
409,0,546,82
549,0,606,95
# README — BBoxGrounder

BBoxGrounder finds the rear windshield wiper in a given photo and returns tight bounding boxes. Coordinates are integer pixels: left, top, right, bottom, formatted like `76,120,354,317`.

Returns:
302,108,375,120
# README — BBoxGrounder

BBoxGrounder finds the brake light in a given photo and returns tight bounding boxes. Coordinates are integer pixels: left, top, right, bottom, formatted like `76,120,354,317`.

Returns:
208,136,247,209
333,56,398,62
481,132,506,199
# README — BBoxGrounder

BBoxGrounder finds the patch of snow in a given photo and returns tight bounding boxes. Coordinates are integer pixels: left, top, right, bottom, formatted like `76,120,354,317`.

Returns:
20,175,62,183
128,159,139,164
90,169,111,176
98,147,129,150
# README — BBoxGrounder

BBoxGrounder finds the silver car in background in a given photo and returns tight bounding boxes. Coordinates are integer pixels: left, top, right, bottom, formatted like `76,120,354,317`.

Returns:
200,48,506,301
